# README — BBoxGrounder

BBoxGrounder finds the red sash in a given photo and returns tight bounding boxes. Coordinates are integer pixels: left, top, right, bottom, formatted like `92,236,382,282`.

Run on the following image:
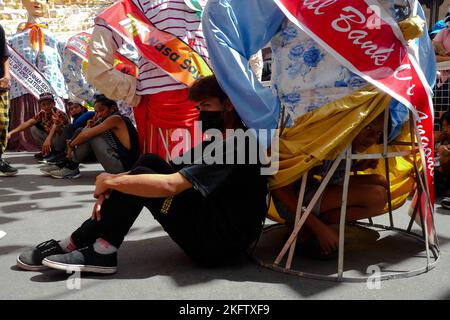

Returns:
97,0,212,86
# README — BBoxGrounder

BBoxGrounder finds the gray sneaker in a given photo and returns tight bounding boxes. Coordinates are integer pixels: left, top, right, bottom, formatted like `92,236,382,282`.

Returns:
40,164,62,176
17,239,65,271
50,166,81,179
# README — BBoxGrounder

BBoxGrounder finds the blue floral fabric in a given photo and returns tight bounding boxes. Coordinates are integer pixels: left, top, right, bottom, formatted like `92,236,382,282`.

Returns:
8,29,68,100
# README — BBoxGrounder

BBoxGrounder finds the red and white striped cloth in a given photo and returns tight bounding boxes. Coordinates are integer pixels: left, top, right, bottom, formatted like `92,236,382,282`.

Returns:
97,0,209,95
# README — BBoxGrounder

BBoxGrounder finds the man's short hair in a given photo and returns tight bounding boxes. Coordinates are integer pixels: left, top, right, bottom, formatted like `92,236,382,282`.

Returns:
188,75,228,102
94,94,118,109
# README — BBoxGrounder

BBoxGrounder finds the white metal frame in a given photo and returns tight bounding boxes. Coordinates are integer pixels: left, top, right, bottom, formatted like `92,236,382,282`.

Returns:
250,110,440,282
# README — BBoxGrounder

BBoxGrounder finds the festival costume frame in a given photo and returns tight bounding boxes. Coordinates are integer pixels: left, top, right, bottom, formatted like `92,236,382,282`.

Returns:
251,107,440,282
250,0,439,282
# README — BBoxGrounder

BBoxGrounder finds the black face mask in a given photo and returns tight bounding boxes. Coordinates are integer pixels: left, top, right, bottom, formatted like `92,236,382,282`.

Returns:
199,111,224,131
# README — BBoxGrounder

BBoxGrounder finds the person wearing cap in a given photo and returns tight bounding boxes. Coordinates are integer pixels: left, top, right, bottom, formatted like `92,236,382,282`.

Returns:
40,94,140,179
38,99,95,165
67,99,95,131
8,92,69,159
8,0,68,151
0,23,18,176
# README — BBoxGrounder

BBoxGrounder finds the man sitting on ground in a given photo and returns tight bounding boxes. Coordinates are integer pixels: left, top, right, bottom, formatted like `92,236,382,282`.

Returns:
8,92,68,160
16,75,268,274
41,95,140,179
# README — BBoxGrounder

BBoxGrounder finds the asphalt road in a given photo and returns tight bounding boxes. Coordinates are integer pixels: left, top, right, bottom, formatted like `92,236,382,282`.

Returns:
1,152,450,300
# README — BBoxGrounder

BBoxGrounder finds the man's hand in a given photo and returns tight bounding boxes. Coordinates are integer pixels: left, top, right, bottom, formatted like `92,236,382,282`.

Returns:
0,77,10,92
91,191,111,222
94,172,116,198
65,139,74,160
42,138,52,156
51,111,63,126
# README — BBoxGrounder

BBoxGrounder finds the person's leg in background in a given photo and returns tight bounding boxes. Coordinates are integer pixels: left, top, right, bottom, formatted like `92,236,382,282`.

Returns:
0,91,18,176
86,133,125,174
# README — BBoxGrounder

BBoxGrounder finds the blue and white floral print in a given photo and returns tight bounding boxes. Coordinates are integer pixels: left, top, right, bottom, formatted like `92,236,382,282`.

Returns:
62,49,96,103
8,29,68,100
270,0,398,124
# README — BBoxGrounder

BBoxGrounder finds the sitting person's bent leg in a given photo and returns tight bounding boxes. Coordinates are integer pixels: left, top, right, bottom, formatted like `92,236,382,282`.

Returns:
17,156,177,271
87,133,126,173
30,125,47,148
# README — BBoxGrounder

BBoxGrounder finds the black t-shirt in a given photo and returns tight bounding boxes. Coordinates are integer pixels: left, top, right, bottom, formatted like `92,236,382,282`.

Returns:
167,136,269,264
0,24,9,79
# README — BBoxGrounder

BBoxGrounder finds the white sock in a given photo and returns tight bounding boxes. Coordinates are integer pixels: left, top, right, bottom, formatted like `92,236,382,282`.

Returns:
93,238,117,255
59,237,77,253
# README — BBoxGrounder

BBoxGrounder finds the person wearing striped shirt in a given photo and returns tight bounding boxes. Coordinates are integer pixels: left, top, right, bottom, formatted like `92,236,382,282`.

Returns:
87,0,209,161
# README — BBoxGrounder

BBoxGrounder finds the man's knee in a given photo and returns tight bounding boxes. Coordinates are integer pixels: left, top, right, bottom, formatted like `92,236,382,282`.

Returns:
368,185,388,212
372,174,388,188
30,125,46,144
132,154,174,174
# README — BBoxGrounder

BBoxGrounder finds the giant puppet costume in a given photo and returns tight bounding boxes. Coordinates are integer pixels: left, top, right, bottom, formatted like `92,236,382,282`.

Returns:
7,0,67,151
202,0,436,226
87,0,210,159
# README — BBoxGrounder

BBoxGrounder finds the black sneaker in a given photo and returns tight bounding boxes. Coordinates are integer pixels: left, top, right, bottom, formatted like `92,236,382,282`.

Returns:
16,239,65,271
0,159,18,176
34,152,44,160
43,246,117,274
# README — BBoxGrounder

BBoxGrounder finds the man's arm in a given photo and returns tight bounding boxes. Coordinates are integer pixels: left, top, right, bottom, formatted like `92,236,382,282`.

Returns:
68,115,121,148
8,118,38,138
95,172,193,198
86,23,140,107
42,123,58,155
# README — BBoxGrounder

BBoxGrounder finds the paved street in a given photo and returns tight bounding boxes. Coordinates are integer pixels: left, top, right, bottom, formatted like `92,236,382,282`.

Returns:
1,152,450,300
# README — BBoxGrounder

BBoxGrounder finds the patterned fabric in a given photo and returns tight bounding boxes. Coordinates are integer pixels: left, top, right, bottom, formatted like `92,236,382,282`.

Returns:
33,107,68,134
96,0,209,95
0,92,9,154
17,23,47,52
270,0,398,125
61,49,96,103
8,28,68,100
202,0,408,136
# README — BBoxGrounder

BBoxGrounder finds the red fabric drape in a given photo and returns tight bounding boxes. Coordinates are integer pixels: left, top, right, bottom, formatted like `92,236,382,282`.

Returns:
134,88,201,160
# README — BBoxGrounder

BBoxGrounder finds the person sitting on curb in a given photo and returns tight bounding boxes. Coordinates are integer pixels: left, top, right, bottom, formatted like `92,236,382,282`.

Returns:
8,92,68,161
40,98,95,165
272,112,388,259
16,75,268,274
40,94,140,179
